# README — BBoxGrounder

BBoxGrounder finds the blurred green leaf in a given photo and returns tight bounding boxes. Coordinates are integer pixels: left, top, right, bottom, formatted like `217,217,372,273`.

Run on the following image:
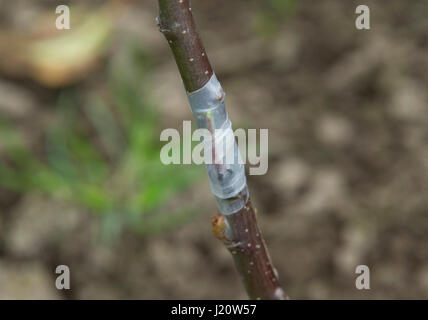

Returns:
0,40,203,241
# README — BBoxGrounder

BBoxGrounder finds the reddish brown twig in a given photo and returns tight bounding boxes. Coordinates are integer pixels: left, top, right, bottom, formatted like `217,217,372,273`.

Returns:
157,0,287,300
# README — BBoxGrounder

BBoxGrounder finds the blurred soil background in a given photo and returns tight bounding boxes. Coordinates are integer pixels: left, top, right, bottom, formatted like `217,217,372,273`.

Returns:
0,0,428,299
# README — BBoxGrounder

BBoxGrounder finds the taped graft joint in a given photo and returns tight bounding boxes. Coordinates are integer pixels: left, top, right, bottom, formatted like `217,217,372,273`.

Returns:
187,74,247,214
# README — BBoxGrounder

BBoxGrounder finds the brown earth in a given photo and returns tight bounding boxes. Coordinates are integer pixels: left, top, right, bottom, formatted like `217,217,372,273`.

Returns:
0,0,427,299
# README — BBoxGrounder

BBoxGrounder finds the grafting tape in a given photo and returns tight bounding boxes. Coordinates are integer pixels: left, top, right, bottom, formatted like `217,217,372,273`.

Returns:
187,74,247,213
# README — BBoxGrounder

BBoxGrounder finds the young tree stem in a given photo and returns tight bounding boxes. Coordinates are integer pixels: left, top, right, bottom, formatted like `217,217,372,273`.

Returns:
157,0,287,300
157,0,212,92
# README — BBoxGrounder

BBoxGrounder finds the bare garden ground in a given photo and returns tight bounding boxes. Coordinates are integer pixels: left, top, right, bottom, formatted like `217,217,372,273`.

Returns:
0,0,428,299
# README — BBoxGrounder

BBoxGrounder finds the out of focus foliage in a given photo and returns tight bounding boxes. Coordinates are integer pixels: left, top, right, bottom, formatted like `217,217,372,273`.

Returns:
255,0,298,36
0,3,117,87
0,43,202,241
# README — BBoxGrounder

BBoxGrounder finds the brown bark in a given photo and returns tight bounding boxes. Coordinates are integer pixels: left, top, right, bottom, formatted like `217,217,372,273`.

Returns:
157,0,213,92
212,190,287,300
